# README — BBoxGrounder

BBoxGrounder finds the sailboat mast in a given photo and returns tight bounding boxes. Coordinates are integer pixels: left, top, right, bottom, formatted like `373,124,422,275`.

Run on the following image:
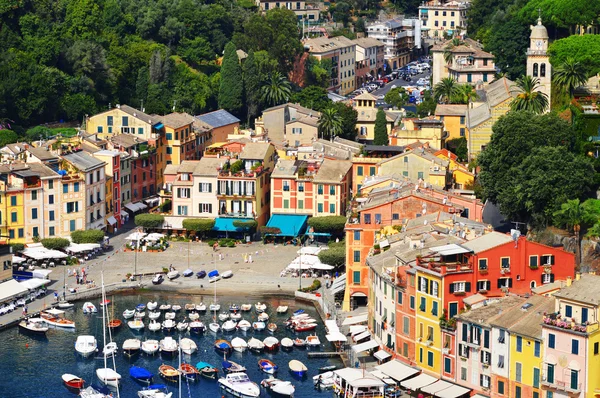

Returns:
178,336,182,398
101,273,107,371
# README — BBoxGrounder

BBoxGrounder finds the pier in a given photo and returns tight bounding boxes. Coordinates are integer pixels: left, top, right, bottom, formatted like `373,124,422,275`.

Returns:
308,351,343,358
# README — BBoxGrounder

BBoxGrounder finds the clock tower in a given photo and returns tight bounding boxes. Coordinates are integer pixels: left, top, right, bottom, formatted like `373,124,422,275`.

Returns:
526,14,551,112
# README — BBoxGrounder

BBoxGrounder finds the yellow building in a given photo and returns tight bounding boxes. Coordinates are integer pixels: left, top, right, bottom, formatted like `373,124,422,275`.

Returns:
415,270,443,374
159,112,197,165
378,150,449,189
390,118,444,149
435,104,468,141
0,166,26,243
434,148,474,189
418,0,469,39
353,92,401,142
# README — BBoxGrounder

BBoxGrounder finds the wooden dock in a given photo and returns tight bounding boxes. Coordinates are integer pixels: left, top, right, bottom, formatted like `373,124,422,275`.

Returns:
308,351,343,358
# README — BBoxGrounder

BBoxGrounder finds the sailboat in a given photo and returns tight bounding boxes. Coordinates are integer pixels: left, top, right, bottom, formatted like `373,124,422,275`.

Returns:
96,272,122,388
209,256,220,333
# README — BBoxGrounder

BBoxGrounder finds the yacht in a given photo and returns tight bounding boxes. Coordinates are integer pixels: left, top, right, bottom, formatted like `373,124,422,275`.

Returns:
218,372,260,398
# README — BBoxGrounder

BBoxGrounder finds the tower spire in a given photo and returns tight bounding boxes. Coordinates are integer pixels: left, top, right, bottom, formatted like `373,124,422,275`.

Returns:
537,8,542,24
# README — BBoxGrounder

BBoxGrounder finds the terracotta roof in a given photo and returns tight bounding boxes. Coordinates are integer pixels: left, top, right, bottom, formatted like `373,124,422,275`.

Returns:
193,157,224,177
117,105,163,125
461,231,513,253
553,274,600,305
456,296,525,327
431,38,494,58
63,151,106,172
110,134,145,148
27,146,58,161
239,142,272,160
353,37,385,49
490,295,553,340
435,104,467,116
287,115,319,128
304,36,355,53
160,112,195,129
313,158,352,183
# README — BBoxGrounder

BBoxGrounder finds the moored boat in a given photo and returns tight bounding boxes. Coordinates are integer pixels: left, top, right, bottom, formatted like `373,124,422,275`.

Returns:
108,319,122,330
136,304,146,311
184,303,195,311
171,305,182,312
130,366,153,384
294,322,317,332
196,361,219,379
255,302,267,313
122,338,142,357
164,311,176,320
75,335,98,357
159,337,178,356
293,338,306,348
313,371,334,388
179,338,198,355
222,359,246,374
240,304,252,312
263,336,280,351
147,301,158,311
222,320,237,332
137,384,173,398
214,339,232,354
148,311,161,320
208,270,221,283
161,319,176,333
128,319,145,331
306,335,320,347
196,303,207,312
276,305,288,313
159,304,171,311
248,337,265,353
82,302,97,314
18,318,48,334
123,309,136,319
189,321,206,334
62,373,85,390
103,342,118,358
148,320,161,332
267,323,277,333
178,363,200,381
188,312,199,321
281,337,294,350
158,364,179,383
231,337,248,353
142,339,160,355
252,322,265,331
57,300,74,309
257,312,269,322
237,320,251,332
176,320,188,332
288,360,308,377
218,312,230,322
261,378,295,397
258,358,278,374
218,372,260,398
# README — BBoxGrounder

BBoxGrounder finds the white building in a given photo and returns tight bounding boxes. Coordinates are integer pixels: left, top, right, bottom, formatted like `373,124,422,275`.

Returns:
366,17,421,70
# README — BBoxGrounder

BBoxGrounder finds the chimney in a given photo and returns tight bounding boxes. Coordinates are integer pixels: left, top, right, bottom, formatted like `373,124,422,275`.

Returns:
576,272,581,281
566,275,572,287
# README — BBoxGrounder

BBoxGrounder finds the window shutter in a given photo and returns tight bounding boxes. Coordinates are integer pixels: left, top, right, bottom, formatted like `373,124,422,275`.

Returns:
480,351,484,362
208,183,212,193
480,374,483,386
199,184,203,192
465,282,471,292
418,277,422,291
484,330,490,348
497,279,502,288
462,324,468,342
208,204,212,213
449,283,455,293
466,347,469,358
508,278,513,288
550,274,555,282
551,256,555,265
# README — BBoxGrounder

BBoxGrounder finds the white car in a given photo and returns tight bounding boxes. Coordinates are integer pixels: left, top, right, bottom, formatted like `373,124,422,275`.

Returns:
419,63,430,69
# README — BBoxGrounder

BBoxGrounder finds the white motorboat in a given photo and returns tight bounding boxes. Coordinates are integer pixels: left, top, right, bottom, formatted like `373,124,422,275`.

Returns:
230,312,241,321
241,304,252,312
141,339,159,355
281,337,294,350
128,319,145,331
257,312,269,322
162,319,176,333
222,320,237,332
147,301,158,311
103,342,118,357
176,320,189,332
171,305,182,312
248,337,264,352
148,311,161,320
180,338,198,355
196,303,207,312
237,320,251,332
209,322,220,333
75,335,98,357
209,275,221,283
148,319,161,332
123,309,136,319
255,302,267,313
218,372,260,398
122,338,141,357
276,305,288,313
222,270,233,279
40,308,76,328
231,337,247,353
159,304,171,311
188,312,199,321
18,318,48,334
313,371,334,388
306,335,321,346
135,311,146,318
189,321,206,334
138,384,173,398
159,336,178,355
164,311,176,320
167,270,179,280
151,274,164,285
57,301,74,309
263,336,280,351
252,322,265,331
261,378,295,397
97,367,121,388
82,302,98,314
209,303,221,312
218,312,230,321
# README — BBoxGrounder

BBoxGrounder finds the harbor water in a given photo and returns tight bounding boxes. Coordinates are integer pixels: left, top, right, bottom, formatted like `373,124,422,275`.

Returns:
1,292,341,398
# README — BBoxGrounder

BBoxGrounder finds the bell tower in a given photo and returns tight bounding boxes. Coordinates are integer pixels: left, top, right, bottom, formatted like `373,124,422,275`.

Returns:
526,10,551,111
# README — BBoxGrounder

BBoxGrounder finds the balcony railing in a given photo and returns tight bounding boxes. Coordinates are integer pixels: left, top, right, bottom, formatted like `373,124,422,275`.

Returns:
543,313,599,334
542,377,581,393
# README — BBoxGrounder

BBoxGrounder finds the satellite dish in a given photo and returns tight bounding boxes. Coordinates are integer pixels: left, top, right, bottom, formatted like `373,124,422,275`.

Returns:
510,229,521,241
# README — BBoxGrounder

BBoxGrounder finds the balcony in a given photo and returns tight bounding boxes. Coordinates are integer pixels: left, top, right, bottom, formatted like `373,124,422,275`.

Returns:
419,259,472,275
543,313,599,335
542,378,581,393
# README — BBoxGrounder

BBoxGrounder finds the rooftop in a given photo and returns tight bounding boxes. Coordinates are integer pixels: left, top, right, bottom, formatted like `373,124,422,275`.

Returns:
435,104,468,116
456,296,525,327
461,231,513,253
93,149,121,158
353,37,385,49
239,142,272,161
304,36,356,53
160,112,195,129
196,109,240,128
553,274,600,305
110,134,145,149
62,151,106,172
194,157,228,177
27,146,58,161
431,38,494,59
175,160,197,174
313,158,352,183
490,295,553,339
272,159,298,178
116,104,163,126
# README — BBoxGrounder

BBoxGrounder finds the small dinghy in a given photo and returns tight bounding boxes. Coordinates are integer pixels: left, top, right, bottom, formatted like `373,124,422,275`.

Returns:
57,300,74,309
258,312,269,322
148,311,161,320
229,304,240,313
189,321,206,334
171,305,182,312
237,319,251,332
148,320,161,332
255,302,267,313
306,335,321,347
103,341,118,357
147,301,158,311
214,339,232,354
218,312,230,322
176,320,188,332
222,320,237,332
138,384,172,398
151,274,164,285
248,337,265,352
209,321,220,333
231,337,248,353
162,319,176,333
167,270,179,280
276,305,289,313
130,366,153,384
222,359,246,374
252,321,265,331
159,304,171,311
159,337,178,356
218,373,260,398
230,312,241,321
209,303,221,312
183,269,193,277
289,360,308,377
196,362,219,379
108,319,122,330
75,335,98,357
281,337,294,350
158,364,179,383
184,303,195,311
141,339,159,355
136,304,146,311
293,338,306,348
122,338,142,357
179,338,198,355
62,373,85,390
164,311,176,320
241,304,252,312
313,371,335,388
82,302,97,314
135,311,146,319
196,303,207,312
319,365,338,373
19,318,48,334
267,323,277,333
222,270,233,279
258,359,278,374
188,312,199,321
128,319,145,331
293,309,305,316
196,270,206,279
263,336,280,351
179,363,200,381
261,378,295,397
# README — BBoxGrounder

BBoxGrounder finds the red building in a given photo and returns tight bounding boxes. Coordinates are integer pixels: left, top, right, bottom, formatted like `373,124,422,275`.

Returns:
395,266,417,366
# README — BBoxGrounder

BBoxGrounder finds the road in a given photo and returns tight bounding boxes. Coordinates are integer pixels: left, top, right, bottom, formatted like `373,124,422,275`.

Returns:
372,70,432,97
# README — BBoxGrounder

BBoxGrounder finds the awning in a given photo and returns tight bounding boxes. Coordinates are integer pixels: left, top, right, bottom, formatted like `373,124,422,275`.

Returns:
120,210,129,218
334,368,364,382
342,313,368,326
352,292,368,298
325,319,339,333
213,218,254,233
354,331,371,342
436,384,472,398
348,376,386,388
350,325,367,335
265,214,308,237
369,370,396,385
374,350,392,361
153,122,164,130
125,232,147,241
400,373,438,390
22,247,68,260
19,278,49,290
375,359,419,381
0,279,29,302
326,332,348,342
430,244,470,255
124,202,139,212
107,216,117,225
298,246,324,255
352,339,380,353
144,197,160,206
12,255,26,264
32,269,52,279
137,202,148,210
421,380,454,395
331,283,345,295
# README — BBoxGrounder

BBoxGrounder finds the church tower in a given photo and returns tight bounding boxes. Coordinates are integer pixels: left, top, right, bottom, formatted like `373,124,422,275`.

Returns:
526,14,551,111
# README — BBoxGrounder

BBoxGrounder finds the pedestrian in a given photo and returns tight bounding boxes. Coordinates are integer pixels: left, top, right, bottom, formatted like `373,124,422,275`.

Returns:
243,254,248,263
54,292,58,301
24,305,28,315
248,254,252,263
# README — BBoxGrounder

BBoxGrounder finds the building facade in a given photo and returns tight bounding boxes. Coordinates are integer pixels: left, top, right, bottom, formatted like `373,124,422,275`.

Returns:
354,37,385,87
418,0,469,39
304,36,357,95
431,38,496,86
366,17,421,69
526,17,551,112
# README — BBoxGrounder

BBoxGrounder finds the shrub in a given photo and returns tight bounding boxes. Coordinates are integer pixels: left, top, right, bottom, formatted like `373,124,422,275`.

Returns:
308,216,347,237
159,200,172,213
182,218,215,235
233,220,258,230
300,279,322,292
259,226,281,236
135,214,165,229
219,238,236,247
230,159,244,174
10,243,24,253
206,239,217,247
318,246,345,266
41,238,70,250
71,230,105,244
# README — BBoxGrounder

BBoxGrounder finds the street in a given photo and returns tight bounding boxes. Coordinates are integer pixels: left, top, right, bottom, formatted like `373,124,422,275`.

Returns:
372,70,432,97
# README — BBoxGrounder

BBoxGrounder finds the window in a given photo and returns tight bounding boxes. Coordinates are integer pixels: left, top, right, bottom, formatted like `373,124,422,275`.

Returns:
449,302,458,318
31,208,38,219
467,73,472,83
354,231,360,241
11,212,17,222
533,367,540,388
122,116,128,126
548,333,555,348
329,204,335,213
582,308,588,324
480,374,490,388
198,183,212,193
459,343,469,358
431,281,439,297
138,127,143,135
353,251,360,263
419,297,426,312
18,228,23,238
478,259,488,270
298,200,303,209
49,210,55,221
444,357,451,374
450,281,470,293
48,194,54,205
501,257,510,269
32,227,38,238
572,339,579,355
353,271,361,284
283,199,289,209
8,230,14,239
177,188,190,198
410,296,415,310
480,350,491,365
166,147,172,155
484,329,490,348
63,184,68,194
460,367,467,381
31,190,37,200
49,226,55,236
70,219,76,231
516,336,523,352
427,351,434,367
10,196,16,206
477,280,490,292
540,63,546,77
595,342,599,355
48,180,53,190
283,181,290,191
357,166,363,176
516,362,522,382
498,380,505,395
498,354,505,368
318,203,323,213
534,341,541,357
329,185,335,195
515,386,522,398
363,214,371,224
398,291,403,304
369,167,376,176
546,363,555,383
392,213,399,220
177,205,188,216
403,317,410,334
417,171,424,180
317,185,323,195
566,305,573,317
199,203,212,213
570,370,578,390
498,277,512,288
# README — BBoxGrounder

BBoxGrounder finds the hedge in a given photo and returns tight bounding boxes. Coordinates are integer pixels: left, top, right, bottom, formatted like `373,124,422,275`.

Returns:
318,246,345,266
299,279,321,292
71,230,105,244
233,220,258,230
160,199,172,213
182,218,215,234
307,215,347,236
259,226,281,236
10,243,24,253
135,214,165,229
41,238,70,250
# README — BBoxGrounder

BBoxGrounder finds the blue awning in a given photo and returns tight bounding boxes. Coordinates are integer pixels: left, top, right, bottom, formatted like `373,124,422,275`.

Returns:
213,217,253,233
265,214,308,237
153,123,164,130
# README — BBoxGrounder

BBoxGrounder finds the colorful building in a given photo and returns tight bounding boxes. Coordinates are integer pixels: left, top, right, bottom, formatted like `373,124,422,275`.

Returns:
431,38,496,86
377,149,450,189
195,110,240,144
0,165,31,243
390,118,445,149
434,149,474,190
304,36,357,95
256,103,321,147
159,112,198,164
435,104,468,142
92,150,122,231
353,92,401,142
418,0,470,39
353,37,385,87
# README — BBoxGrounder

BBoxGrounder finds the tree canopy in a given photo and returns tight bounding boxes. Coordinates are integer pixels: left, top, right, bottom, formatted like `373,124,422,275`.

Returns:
549,35,600,77
41,238,70,250
135,214,165,229
71,230,105,244
182,218,215,234
219,42,244,118
373,108,388,146
307,216,347,238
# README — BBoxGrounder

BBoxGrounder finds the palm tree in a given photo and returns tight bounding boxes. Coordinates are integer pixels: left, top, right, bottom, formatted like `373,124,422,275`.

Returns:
434,77,461,103
554,199,595,266
451,84,478,104
553,57,588,99
318,107,343,140
510,75,549,114
260,71,292,107
443,38,464,64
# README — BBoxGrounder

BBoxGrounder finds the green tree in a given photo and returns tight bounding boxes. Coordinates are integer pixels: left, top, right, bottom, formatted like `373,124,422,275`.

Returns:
549,35,600,77
25,126,52,142
260,71,291,107
307,215,347,237
179,37,216,65
332,102,358,141
318,246,345,266
0,130,19,147
451,84,478,105
384,87,408,109
552,57,588,99
71,230,105,244
318,107,343,140
292,86,332,112
553,199,595,265
510,76,548,114
135,214,165,229
446,137,468,162
219,42,244,117
305,56,333,88
331,1,352,26
434,77,461,103
482,18,529,80
41,238,70,250
373,108,388,146
442,38,464,64
243,50,261,123
182,218,216,236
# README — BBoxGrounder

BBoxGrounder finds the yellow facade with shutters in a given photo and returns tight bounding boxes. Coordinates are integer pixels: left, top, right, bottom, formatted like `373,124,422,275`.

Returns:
415,270,443,374
509,333,544,398
0,188,26,244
